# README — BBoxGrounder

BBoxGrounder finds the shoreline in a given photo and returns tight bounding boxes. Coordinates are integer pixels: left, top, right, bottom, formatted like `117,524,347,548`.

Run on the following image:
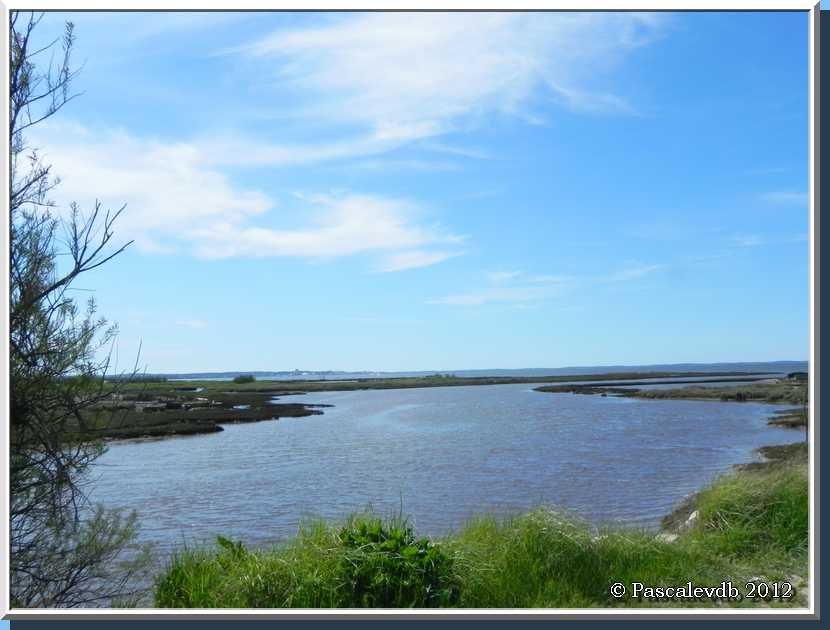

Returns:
113,370,777,395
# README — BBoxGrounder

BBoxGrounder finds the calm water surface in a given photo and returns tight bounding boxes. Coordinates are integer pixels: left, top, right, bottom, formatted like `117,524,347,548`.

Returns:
89,383,802,557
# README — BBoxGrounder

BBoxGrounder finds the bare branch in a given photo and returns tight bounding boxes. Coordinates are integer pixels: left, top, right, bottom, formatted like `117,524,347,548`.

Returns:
9,11,144,608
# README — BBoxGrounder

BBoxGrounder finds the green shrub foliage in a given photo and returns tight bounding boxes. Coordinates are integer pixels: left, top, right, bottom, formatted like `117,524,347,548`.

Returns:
336,517,460,607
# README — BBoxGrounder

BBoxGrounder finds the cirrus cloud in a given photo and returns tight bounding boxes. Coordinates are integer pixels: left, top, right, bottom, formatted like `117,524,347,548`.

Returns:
759,191,808,206
430,263,662,307
234,12,667,149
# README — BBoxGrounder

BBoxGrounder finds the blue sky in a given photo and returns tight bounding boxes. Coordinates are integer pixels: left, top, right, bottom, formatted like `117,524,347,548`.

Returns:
26,11,809,373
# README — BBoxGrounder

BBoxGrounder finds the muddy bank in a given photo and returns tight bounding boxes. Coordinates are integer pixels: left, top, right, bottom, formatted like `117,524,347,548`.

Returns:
768,407,808,428
535,381,806,404
77,400,331,442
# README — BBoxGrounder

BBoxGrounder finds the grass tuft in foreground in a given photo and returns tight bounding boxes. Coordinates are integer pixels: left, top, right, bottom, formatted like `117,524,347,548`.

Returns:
154,450,808,608
687,461,808,559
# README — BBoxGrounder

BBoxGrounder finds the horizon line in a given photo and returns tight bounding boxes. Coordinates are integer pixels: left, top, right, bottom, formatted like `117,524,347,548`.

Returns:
125,359,810,377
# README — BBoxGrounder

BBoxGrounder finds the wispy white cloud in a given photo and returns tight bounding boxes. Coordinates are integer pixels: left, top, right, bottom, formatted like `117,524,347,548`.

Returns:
488,270,523,283
143,12,668,171
43,11,253,51
602,263,664,282
350,158,462,172
432,263,661,307
176,319,209,330
428,284,567,307
527,274,576,284
376,250,463,273
421,141,493,160
431,270,573,305
188,191,464,262
732,234,766,248
31,123,462,270
122,12,252,42
759,191,808,206
230,12,666,157
743,166,789,176
192,133,398,168
625,223,724,242
342,316,423,325
486,270,574,285
731,233,808,248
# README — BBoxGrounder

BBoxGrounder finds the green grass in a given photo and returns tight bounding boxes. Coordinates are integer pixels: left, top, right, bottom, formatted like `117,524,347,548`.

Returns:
447,511,734,608
154,452,808,608
687,462,808,558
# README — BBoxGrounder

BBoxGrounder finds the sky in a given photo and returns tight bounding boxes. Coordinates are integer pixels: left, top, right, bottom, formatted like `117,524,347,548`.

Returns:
22,11,809,373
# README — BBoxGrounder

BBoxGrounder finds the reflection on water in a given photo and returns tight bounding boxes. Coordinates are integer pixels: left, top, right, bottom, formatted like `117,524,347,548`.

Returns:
89,382,802,559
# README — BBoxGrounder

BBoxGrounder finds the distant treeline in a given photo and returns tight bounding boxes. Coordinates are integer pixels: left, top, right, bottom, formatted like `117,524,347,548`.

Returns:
105,375,169,383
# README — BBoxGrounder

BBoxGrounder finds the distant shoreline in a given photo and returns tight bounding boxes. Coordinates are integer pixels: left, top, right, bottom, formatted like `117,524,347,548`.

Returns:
113,360,809,382
83,371,800,444
534,379,807,405
113,370,779,394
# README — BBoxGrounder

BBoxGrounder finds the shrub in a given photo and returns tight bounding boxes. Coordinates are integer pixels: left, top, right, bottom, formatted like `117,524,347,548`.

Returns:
335,516,460,607
233,375,256,384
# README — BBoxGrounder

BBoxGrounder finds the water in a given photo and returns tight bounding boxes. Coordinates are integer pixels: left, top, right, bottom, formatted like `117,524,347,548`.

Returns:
88,382,802,561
